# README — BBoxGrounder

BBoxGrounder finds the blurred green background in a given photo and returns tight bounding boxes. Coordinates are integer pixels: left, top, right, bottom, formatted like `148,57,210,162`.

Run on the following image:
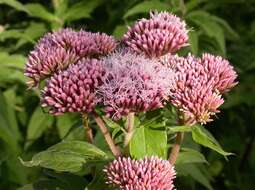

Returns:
0,0,254,189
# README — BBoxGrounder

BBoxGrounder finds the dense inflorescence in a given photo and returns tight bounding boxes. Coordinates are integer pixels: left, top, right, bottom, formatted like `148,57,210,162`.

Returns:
23,10,239,190
123,11,189,58
104,156,176,190
97,50,176,120
25,28,116,87
200,53,238,93
42,59,105,115
167,54,237,125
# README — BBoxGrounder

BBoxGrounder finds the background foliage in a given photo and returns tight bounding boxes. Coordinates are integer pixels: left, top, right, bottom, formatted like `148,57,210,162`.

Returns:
0,0,254,189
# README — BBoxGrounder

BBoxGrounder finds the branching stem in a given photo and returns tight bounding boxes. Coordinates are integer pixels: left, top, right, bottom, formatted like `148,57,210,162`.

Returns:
93,113,121,157
124,112,135,147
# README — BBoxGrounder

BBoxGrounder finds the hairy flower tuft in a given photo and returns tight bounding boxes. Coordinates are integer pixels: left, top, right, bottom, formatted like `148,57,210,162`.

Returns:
42,58,105,115
97,50,175,120
25,28,116,87
123,11,189,58
104,156,176,190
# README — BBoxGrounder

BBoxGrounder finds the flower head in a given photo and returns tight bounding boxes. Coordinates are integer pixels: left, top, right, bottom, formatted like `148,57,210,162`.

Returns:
123,11,189,58
44,28,97,56
25,47,78,88
168,54,225,125
42,58,105,115
93,32,118,55
25,28,116,88
104,156,176,190
97,50,175,120
200,53,238,93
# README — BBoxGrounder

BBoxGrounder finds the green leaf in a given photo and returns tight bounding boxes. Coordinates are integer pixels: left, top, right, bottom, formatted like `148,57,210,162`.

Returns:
168,125,192,133
210,15,239,40
64,0,102,22
0,91,20,153
0,1,61,24
44,170,88,190
25,3,61,23
0,66,26,83
187,11,226,55
18,179,68,190
103,117,124,139
186,0,208,12
53,0,69,17
0,0,29,13
16,22,47,48
176,164,213,190
57,114,77,139
65,124,89,141
85,165,109,190
4,155,28,185
129,126,167,159
189,30,199,55
0,52,26,69
176,148,207,165
191,125,233,156
103,116,123,129
26,107,54,148
3,89,22,141
142,110,165,128
113,25,128,39
0,30,35,43
21,140,108,173
123,0,171,19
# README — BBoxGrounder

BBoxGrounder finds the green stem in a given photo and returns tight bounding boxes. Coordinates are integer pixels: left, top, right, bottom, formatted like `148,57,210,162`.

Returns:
123,113,135,156
124,112,135,147
52,0,60,11
82,114,93,143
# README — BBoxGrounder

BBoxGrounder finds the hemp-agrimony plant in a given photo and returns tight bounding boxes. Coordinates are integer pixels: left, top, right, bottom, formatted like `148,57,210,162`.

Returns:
23,11,237,190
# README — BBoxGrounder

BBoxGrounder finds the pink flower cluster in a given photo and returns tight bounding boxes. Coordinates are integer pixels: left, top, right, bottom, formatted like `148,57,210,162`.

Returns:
97,50,175,120
42,59,105,115
123,11,189,58
200,53,238,93
23,10,239,189
24,11,238,124
167,53,237,125
25,28,116,87
104,156,176,190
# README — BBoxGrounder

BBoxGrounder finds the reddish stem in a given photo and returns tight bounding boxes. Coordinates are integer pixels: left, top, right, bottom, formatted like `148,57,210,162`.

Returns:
93,113,121,157
169,132,184,165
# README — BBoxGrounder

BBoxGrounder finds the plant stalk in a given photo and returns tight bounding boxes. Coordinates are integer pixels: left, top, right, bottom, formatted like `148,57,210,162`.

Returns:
169,132,184,165
82,114,93,143
52,0,60,10
124,112,135,147
93,113,121,157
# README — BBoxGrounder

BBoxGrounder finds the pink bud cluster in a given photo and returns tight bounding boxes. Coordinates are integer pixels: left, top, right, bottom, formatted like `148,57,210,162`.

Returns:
42,59,105,115
97,50,175,120
25,28,116,87
104,156,176,190
200,53,238,93
167,54,237,125
123,11,189,58
22,10,239,190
